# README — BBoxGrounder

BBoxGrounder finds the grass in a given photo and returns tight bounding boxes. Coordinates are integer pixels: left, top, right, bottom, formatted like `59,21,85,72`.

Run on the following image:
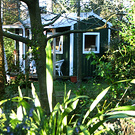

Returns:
53,79,109,103
4,78,109,104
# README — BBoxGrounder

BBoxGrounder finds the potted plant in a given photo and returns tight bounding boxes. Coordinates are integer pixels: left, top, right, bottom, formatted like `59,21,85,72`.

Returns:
70,76,77,83
70,69,77,83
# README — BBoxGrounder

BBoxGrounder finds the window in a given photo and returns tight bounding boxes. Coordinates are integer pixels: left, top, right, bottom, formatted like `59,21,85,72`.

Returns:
83,32,100,54
47,32,63,54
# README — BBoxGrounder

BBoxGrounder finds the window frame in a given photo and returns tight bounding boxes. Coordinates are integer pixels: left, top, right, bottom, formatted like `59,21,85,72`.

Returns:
47,32,63,54
83,32,100,54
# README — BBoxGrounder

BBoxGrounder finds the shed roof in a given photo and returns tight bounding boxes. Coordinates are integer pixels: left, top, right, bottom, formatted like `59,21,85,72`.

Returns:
3,11,112,29
23,11,112,28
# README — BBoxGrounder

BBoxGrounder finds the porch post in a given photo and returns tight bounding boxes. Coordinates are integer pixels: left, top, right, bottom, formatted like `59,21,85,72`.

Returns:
108,26,111,49
69,25,74,76
19,29,23,72
52,29,56,78
21,26,26,74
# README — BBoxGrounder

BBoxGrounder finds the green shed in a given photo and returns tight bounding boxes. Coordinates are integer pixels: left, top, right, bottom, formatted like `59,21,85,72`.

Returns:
44,11,112,77
3,11,112,78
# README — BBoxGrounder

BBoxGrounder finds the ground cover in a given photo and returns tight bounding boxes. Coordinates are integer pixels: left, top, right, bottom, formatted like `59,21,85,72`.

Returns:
53,79,109,103
1,78,135,134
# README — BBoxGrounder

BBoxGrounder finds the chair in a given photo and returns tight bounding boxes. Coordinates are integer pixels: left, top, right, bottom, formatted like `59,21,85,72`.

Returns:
55,59,64,76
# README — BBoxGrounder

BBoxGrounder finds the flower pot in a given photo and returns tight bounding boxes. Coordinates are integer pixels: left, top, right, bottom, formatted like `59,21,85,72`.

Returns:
70,76,77,83
10,76,16,81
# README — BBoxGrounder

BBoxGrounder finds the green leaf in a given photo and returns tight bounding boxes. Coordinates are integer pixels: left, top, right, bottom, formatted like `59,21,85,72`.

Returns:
106,111,135,118
109,106,135,111
17,105,23,121
31,83,41,107
67,126,74,135
66,95,88,106
0,99,9,106
64,90,71,103
46,41,53,112
69,99,79,110
20,100,31,111
18,86,23,98
89,120,105,134
83,86,110,124
86,110,105,128
80,125,90,135
131,79,135,84
94,129,108,135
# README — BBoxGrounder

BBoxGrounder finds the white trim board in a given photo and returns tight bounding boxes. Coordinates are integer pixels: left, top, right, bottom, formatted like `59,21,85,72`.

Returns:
83,32,100,54
69,25,74,76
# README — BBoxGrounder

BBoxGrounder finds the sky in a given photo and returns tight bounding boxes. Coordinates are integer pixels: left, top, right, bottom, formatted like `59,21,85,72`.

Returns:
39,0,133,7
39,0,46,7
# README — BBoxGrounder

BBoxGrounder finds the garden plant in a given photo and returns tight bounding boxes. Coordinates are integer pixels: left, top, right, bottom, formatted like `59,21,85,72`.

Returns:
0,79,135,135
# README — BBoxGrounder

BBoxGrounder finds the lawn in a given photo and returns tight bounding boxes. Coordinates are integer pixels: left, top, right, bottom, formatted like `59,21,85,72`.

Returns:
5,78,134,107
4,78,109,104
53,79,109,103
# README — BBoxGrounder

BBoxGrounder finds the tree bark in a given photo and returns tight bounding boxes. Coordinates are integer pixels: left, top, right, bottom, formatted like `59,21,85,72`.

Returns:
77,0,82,88
0,0,5,99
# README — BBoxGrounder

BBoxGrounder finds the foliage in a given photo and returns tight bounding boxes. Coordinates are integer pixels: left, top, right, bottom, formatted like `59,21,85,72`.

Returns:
119,4,135,46
2,0,19,25
86,7,135,104
0,80,135,134
87,45,135,105
4,37,16,72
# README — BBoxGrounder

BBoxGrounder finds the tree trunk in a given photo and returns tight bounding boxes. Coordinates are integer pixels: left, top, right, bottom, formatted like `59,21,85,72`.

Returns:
27,1,50,113
0,0,5,99
77,0,82,88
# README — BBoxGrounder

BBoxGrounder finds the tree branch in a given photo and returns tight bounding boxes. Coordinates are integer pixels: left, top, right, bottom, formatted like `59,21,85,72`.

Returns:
56,0,69,13
43,12,64,27
20,0,31,5
46,13,122,41
46,24,107,41
3,30,31,44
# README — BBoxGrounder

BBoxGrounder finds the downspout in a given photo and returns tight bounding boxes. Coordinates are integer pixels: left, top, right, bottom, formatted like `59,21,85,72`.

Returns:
52,29,56,78
69,25,74,76
108,25,111,50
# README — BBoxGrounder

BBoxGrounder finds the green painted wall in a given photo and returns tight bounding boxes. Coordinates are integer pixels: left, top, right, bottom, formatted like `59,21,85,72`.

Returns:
73,17,109,77
52,17,110,77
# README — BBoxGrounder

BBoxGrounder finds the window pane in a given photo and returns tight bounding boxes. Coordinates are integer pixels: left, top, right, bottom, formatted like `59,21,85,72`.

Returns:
85,35,97,51
51,36,62,52
56,37,60,51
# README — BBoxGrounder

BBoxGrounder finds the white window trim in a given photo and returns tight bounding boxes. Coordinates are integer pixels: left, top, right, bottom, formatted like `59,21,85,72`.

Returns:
83,32,100,54
47,32,63,54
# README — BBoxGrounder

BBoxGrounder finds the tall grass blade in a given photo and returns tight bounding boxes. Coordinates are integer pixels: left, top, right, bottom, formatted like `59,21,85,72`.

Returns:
80,125,90,135
89,120,105,134
18,86,23,98
31,83,41,107
46,41,53,112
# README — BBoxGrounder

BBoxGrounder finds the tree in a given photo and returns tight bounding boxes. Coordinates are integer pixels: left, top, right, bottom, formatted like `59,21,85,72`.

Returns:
2,0,118,113
0,0,5,99
2,0,19,25
76,0,82,88
3,0,50,112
